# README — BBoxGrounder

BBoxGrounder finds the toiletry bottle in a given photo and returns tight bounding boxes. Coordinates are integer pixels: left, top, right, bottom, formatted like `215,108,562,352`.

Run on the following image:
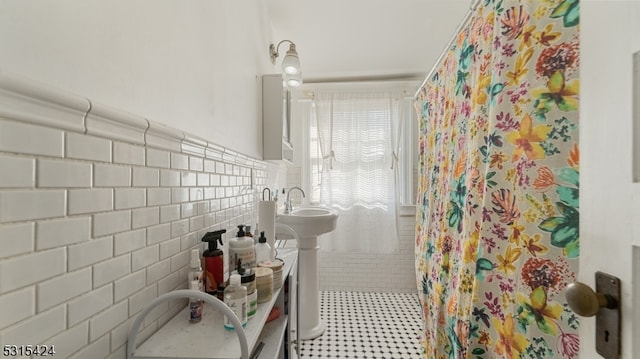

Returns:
228,225,256,270
255,231,271,263
223,274,247,330
189,248,203,291
232,259,257,320
189,280,203,323
245,225,253,238
201,229,226,296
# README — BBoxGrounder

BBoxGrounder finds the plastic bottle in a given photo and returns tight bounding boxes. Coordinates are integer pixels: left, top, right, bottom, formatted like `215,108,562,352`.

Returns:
189,248,203,291
189,280,203,323
223,274,247,330
255,231,272,263
232,259,257,320
201,229,226,296
228,225,256,270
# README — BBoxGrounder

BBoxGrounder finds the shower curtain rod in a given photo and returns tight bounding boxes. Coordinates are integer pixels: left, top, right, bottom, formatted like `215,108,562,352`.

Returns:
303,73,423,84
413,0,482,98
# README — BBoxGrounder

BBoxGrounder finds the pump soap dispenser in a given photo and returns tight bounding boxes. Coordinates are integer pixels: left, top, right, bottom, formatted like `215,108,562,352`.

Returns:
201,229,226,296
255,231,271,263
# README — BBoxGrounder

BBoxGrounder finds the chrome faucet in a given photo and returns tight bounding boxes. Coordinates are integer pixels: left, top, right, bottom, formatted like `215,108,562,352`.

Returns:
284,186,306,214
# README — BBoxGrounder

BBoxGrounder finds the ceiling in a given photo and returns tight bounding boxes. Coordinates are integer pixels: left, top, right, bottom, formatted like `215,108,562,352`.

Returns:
265,0,472,84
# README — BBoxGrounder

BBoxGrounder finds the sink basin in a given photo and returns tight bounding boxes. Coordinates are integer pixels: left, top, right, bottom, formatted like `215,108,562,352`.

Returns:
276,206,338,237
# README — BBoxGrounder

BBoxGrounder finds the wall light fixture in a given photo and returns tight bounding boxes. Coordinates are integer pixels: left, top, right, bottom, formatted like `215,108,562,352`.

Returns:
269,40,303,87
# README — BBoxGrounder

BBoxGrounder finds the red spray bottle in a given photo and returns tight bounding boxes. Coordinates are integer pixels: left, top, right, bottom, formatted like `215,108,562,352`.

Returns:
201,229,226,296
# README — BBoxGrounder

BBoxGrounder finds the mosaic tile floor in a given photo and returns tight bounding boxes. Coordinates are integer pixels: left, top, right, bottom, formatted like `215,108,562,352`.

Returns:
298,291,422,359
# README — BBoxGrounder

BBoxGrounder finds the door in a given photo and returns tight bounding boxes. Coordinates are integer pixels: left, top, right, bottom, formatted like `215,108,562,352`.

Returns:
581,1,639,358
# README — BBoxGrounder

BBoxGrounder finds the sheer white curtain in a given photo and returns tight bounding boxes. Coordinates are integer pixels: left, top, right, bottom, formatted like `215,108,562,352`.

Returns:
312,90,408,253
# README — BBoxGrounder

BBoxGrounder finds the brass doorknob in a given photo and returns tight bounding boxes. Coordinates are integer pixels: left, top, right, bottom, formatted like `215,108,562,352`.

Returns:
565,282,618,317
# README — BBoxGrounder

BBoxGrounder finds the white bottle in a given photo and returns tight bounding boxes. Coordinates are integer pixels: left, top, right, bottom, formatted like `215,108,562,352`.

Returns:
255,231,271,263
224,274,247,330
189,248,203,292
228,225,256,270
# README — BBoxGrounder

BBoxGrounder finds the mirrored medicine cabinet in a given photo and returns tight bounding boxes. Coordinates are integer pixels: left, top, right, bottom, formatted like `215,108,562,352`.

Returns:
262,74,294,164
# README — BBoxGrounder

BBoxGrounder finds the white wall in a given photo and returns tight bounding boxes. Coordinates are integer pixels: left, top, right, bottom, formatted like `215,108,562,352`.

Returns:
0,0,276,159
0,73,269,358
581,1,640,358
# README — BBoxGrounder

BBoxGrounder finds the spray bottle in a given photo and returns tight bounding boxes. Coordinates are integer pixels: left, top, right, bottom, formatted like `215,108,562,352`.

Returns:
201,229,226,296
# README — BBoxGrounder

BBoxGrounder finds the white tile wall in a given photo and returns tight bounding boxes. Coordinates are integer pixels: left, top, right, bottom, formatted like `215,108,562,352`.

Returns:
147,188,171,206
89,300,128,342
132,167,159,187
68,188,114,215
114,188,145,210
66,132,112,162
94,164,131,187
113,142,145,166
114,229,147,256
0,190,66,223
68,331,110,359
45,322,89,359
68,236,113,271
0,119,64,157
0,77,273,358
67,284,113,326
0,306,66,347
0,222,34,258
93,210,131,237
0,154,35,188
36,216,91,250
286,169,417,294
0,248,66,293
132,207,159,229
114,270,146,303
38,158,92,188
37,268,92,311
0,113,266,359
146,148,170,168
170,153,189,170
0,286,35,328
93,255,131,289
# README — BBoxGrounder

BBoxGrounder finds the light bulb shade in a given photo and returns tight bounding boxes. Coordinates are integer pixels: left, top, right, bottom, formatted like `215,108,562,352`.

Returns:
285,72,303,87
281,44,301,75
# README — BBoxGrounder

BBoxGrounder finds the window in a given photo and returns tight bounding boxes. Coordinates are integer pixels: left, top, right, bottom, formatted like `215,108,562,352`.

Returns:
307,90,416,206
301,87,416,253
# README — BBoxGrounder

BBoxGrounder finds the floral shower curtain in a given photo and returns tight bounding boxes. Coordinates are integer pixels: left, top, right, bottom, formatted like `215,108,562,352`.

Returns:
414,0,579,358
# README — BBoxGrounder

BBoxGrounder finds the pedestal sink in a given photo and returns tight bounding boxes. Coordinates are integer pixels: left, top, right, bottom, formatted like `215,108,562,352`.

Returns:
277,206,338,340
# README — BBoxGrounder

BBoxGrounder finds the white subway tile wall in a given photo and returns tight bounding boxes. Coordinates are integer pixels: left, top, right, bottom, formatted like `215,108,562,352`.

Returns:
315,215,417,293
0,73,416,358
286,166,417,294
0,103,267,357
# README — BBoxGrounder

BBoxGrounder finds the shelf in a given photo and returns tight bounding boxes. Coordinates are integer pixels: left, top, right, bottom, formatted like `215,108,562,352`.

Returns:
253,314,288,359
131,249,297,359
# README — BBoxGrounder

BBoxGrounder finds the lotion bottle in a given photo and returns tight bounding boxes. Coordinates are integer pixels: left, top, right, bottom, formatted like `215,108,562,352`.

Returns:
223,274,247,330
228,225,256,270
